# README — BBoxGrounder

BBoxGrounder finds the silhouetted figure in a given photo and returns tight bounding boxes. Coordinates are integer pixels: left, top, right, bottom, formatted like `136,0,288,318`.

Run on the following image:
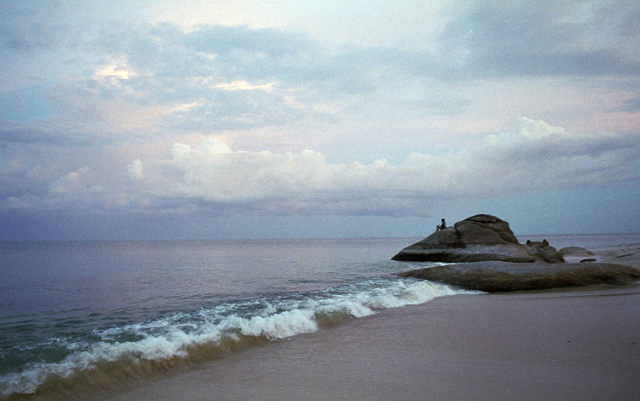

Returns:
436,218,446,231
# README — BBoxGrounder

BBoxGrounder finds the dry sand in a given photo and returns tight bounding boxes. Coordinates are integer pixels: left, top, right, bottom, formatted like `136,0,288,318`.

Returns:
101,246,640,401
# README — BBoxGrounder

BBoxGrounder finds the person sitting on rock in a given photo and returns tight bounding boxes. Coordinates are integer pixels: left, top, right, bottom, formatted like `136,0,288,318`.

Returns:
436,218,446,231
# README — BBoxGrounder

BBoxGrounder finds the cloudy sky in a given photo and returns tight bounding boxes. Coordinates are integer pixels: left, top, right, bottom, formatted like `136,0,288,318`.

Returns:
1,0,639,240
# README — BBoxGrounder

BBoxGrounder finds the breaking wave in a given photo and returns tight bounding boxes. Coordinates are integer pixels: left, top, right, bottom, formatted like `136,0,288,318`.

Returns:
0,277,472,399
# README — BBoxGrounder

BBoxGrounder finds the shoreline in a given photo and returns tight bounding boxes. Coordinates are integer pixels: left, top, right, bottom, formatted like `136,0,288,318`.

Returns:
97,244,640,401
99,285,640,401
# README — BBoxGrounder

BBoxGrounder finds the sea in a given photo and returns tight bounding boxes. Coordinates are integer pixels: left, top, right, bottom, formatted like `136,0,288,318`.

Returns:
1,234,639,399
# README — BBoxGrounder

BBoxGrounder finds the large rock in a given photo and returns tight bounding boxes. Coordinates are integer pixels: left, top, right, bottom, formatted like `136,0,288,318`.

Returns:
398,262,640,292
454,214,520,244
392,214,535,263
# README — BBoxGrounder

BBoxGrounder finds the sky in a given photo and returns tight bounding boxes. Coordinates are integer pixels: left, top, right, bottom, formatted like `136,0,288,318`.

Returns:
1,0,639,240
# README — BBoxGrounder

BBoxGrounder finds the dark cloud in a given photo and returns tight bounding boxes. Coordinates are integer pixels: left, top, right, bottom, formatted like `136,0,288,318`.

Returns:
0,119,94,146
619,10,640,36
618,97,640,112
436,1,640,78
0,2,63,52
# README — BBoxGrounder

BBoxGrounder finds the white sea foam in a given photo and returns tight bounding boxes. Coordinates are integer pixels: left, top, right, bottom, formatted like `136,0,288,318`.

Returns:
0,277,474,396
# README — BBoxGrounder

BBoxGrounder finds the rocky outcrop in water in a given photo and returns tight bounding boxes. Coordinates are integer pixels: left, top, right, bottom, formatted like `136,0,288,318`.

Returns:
392,214,550,263
393,215,640,291
393,214,640,292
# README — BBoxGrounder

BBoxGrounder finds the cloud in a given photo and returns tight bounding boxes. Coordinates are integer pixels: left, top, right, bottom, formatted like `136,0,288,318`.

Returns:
4,118,638,217
17,118,625,217
0,118,88,146
1,1,639,235
126,159,144,181
23,23,336,137
619,97,640,112
469,118,640,189
436,0,640,78
4,3,639,149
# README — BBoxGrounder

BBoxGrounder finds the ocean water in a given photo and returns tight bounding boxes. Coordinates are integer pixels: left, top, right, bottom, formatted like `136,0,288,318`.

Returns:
1,234,638,399
0,238,461,399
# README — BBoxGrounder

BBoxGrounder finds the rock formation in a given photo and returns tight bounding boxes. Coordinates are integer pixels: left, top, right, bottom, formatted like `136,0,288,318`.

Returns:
398,262,640,292
524,240,565,263
393,214,640,291
392,214,542,263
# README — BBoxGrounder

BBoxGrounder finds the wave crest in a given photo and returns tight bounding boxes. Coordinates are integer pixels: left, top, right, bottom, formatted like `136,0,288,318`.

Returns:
0,277,473,399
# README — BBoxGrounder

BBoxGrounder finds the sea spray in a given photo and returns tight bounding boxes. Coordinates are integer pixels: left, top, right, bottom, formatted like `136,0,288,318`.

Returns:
0,276,474,398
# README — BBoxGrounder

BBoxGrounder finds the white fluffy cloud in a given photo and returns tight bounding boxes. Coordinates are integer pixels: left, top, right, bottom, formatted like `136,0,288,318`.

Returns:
126,159,144,180
89,118,635,217
2,118,637,217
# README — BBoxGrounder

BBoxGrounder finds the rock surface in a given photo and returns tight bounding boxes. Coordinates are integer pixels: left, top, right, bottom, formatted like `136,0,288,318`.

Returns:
392,214,538,263
558,246,596,263
524,240,565,263
398,262,640,292
558,246,595,256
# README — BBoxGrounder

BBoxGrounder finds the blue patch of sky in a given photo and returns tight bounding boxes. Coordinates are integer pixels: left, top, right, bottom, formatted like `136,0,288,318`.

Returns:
0,83,55,123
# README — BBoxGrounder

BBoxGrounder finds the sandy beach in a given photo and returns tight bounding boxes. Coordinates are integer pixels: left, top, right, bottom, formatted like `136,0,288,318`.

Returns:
99,245,640,401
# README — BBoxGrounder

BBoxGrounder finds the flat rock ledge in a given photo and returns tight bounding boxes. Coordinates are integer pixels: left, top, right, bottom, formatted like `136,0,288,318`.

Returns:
398,262,640,292
392,244,535,263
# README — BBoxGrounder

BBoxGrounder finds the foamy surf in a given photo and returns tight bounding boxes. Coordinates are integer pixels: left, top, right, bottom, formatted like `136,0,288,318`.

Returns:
0,277,473,398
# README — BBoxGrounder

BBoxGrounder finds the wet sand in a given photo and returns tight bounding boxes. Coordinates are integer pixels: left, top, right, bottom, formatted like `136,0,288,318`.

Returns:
102,246,640,401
